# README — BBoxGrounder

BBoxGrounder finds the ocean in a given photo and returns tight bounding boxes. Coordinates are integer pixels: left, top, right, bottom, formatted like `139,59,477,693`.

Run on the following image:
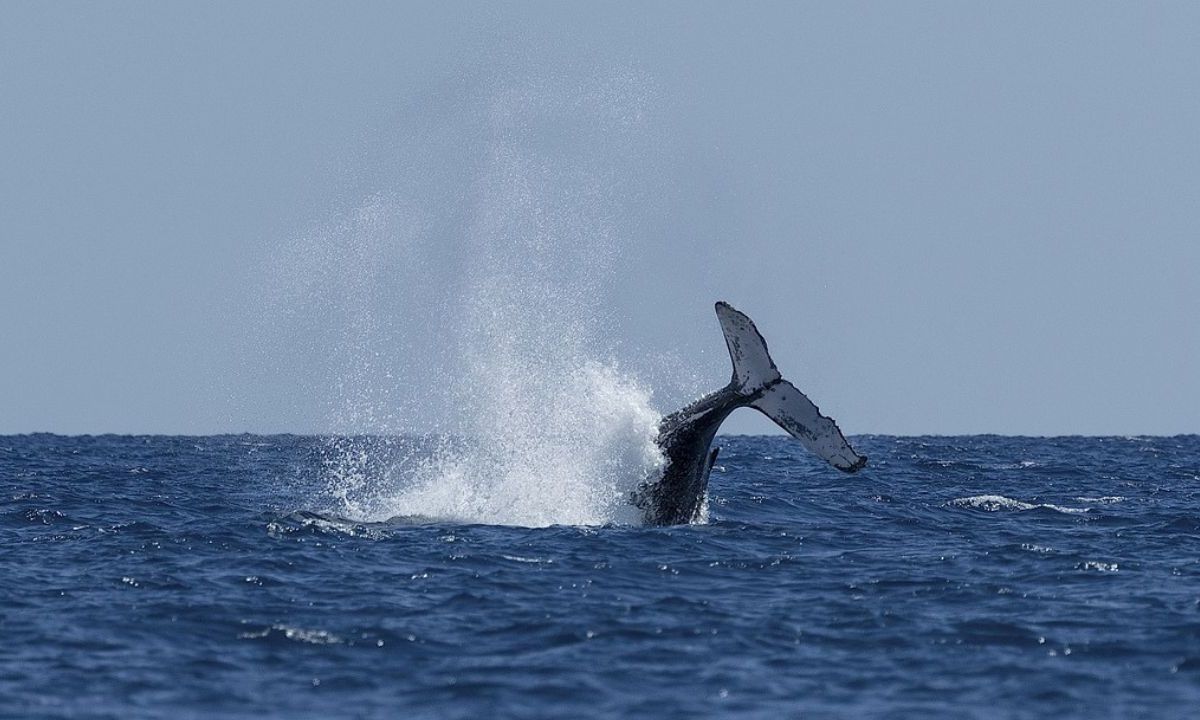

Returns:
2,433,1198,718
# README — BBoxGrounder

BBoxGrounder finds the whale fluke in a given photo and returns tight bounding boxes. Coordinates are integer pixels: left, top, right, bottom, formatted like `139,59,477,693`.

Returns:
715,301,866,473
635,301,867,525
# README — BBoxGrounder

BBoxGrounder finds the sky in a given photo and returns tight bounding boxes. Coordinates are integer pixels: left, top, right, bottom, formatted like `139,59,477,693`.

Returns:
1,1,1197,436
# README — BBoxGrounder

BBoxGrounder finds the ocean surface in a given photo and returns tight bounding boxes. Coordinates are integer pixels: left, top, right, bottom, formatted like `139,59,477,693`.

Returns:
3,433,1198,719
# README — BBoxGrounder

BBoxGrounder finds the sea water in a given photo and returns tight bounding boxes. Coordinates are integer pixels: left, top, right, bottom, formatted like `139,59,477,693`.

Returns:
9,67,1196,720
3,433,1198,718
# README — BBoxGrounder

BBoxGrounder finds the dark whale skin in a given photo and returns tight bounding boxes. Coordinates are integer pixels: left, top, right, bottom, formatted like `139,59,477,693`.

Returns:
633,385,742,525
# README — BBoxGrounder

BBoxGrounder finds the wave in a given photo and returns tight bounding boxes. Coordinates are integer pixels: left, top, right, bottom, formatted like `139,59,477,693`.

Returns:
946,494,1091,514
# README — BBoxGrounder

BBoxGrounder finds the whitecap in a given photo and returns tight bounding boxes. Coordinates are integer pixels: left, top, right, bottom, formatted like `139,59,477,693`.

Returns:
1077,561,1119,572
238,623,344,645
501,554,552,564
946,495,1090,514
1020,543,1054,553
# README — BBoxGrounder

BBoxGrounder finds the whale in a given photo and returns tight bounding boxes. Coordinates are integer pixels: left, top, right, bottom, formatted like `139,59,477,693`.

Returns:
632,302,867,525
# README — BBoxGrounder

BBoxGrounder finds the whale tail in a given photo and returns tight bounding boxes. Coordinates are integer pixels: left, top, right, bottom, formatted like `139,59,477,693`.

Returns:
716,301,868,473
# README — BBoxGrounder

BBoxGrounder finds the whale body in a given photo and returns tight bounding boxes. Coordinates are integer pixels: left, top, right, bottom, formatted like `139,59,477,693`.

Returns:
632,302,867,525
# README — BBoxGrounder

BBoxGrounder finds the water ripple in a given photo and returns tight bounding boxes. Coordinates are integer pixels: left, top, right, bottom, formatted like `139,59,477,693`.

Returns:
2,434,1198,717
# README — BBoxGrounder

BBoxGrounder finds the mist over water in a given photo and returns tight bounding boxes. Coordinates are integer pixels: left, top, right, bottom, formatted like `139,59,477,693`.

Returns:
255,69,672,526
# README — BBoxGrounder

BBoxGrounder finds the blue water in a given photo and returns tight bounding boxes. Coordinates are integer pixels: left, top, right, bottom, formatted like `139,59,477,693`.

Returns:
3,434,1198,718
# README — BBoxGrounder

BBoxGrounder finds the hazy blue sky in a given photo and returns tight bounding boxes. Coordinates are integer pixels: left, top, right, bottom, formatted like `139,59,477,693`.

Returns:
2,2,1197,436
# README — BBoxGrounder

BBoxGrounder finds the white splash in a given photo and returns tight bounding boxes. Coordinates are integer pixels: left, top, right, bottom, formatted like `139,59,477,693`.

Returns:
382,363,663,527
318,362,664,527
265,70,669,527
